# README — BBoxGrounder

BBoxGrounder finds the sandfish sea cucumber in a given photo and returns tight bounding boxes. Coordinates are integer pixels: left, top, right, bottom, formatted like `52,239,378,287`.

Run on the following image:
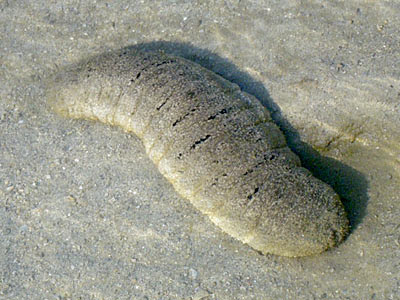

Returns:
47,47,349,257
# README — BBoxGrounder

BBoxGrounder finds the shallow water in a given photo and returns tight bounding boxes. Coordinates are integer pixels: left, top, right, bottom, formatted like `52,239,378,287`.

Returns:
0,1,399,299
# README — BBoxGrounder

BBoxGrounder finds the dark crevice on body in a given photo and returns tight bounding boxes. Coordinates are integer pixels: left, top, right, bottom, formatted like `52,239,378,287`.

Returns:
207,108,229,120
242,151,283,176
247,187,260,201
156,97,170,111
130,59,176,83
172,108,197,127
190,134,211,150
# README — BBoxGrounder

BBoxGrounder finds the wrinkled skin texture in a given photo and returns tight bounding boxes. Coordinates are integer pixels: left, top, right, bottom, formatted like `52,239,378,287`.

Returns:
47,48,349,257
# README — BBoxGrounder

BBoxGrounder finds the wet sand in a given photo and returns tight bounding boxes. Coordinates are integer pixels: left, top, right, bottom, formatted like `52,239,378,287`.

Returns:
0,1,399,299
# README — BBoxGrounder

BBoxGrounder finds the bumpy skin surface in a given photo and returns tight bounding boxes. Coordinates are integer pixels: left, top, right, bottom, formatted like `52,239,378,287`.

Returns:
47,48,349,257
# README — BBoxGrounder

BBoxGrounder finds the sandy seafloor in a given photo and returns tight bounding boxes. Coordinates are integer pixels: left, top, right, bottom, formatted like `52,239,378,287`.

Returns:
0,0,399,299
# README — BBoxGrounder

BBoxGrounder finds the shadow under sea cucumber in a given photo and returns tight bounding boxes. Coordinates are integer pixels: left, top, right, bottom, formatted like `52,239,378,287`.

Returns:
46,47,349,257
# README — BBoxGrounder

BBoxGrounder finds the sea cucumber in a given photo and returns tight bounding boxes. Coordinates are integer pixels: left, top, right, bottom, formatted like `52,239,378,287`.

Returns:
46,48,349,257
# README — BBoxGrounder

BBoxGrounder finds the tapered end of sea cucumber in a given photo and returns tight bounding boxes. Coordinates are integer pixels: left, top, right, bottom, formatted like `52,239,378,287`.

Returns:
247,168,350,257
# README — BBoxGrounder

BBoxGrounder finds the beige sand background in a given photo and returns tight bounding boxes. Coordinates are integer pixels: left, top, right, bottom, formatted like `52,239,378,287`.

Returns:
0,0,399,299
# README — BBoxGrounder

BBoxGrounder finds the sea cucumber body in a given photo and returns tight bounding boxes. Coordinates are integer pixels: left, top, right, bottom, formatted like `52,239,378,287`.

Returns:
47,48,349,257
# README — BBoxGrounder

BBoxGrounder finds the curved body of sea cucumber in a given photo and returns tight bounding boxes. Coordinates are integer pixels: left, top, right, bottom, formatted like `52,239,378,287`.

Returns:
47,48,349,257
